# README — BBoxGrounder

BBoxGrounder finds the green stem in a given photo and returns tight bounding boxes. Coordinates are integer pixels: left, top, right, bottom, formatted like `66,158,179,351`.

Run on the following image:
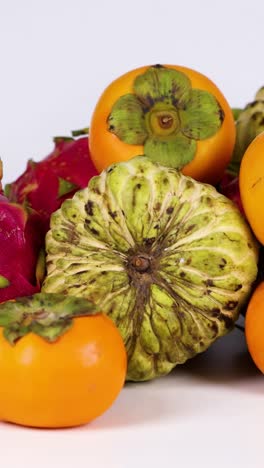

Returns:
53,136,74,144
71,127,89,137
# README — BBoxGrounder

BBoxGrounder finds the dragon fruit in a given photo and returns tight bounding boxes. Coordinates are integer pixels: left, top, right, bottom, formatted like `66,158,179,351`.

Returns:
218,172,244,215
6,133,98,234
0,161,44,302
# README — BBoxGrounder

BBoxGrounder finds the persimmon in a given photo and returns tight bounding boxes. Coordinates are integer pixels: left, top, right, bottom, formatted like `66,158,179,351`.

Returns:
89,64,236,184
0,293,127,428
245,281,264,373
239,132,264,244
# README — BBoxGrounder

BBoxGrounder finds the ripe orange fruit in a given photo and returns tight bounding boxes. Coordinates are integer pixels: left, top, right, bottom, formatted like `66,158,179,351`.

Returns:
239,131,264,244
0,295,127,428
245,281,264,373
89,64,235,184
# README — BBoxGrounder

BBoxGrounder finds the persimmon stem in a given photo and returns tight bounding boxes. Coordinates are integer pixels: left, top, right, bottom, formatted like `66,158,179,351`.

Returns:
71,127,89,137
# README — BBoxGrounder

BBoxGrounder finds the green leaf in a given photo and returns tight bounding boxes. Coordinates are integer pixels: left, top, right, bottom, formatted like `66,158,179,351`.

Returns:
0,299,27,327
107,94,148,145
71,127,89,137
4,183,11,198
180,89,224,140
0,275,10,288
134,66,191,109
0,293,99,345
144,133,196,169
58,178,78,198
53,136,74,145
31,319,73,342
4,325,30,345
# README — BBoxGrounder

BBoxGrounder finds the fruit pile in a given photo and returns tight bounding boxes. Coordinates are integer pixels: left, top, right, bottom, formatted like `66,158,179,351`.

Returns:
1,63,264,428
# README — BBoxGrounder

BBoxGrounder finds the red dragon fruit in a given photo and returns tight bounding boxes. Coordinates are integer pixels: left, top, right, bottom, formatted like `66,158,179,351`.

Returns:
0,161,45,302
6,133,98,234
218,171,244,215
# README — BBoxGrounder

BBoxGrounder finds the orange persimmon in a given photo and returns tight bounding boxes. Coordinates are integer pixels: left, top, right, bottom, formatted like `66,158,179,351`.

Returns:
239,132,264,244
0,294,127,428
245,281,264,373
89,64,235,184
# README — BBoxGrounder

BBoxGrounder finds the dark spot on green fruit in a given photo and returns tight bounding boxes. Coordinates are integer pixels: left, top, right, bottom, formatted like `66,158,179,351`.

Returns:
180,271,186,278
185,180,194,189
153,64,164,69
224,300,238,310
211,307,221,317
210,322,218,334
85,200,94,216
154,202,162,211
234,284,242,291
90,227,99,236
219,258,227,269
166,206,174,215
136,183,141,189
143,237,155,246
220,314,234,329
184,344,196,356
203,196,213,206
93,187,101,195
89,278,96,284
109,210,118,219
185,224,195,233
154,224,159,229
247,242,252,249
109,124,115,131
205,279,214,287
108,305,114,316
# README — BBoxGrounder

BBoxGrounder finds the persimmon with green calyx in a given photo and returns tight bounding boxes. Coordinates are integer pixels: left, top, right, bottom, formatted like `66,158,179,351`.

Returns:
0,293,127,428
89,64,236,184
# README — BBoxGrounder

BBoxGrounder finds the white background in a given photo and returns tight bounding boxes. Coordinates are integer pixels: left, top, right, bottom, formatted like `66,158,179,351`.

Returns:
1,1,264,467
1,0,264,185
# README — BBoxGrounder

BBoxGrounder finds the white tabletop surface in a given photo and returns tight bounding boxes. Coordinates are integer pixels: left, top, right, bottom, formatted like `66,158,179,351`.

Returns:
1,1,264,467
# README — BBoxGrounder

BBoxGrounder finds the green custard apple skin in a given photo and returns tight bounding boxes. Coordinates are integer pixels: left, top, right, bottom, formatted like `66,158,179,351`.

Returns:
228,86,264,175
42,156,258,381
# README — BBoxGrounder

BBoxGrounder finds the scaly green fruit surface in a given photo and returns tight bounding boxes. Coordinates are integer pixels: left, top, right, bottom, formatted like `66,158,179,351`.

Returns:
229,86,264,175
43,157,258,381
